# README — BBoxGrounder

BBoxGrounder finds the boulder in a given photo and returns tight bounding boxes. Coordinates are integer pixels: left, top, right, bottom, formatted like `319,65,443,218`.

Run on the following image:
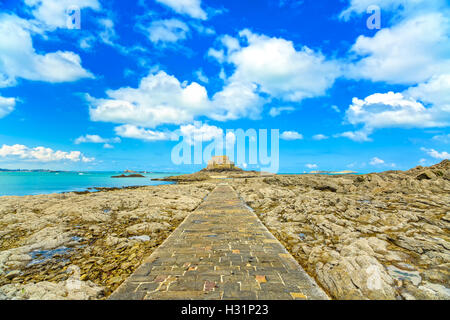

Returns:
126,222,171,236
416,170,437,180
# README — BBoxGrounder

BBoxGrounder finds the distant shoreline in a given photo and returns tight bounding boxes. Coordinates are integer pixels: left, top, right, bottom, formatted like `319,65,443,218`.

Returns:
0,169,186,174
0,168,362,175
0,171,181,197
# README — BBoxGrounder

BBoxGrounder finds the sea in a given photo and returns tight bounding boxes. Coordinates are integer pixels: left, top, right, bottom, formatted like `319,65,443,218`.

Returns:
0,171,184,196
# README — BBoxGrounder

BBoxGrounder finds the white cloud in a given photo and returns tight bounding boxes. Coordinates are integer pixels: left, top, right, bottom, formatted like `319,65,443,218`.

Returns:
219,30,341,102
346,92,444,128
205,30,343,121
220,34,241,54
87,30,347,129
24,0,101,29
79,35,96,50
331,105,340,113
155,0,207,20
339,0,444,20
347,162,356,168
0,144,94,162
65,10,122,52
74,134,121,145
0,13,93,87
269,106,294,117
432,134,450,144
190,21,215,36
207,48,225,63
178,122,223,144
88,71,209,128
97,18,117,46
114,124,173,142
406,74,450,108
88,70,264,128
146,19,190,44
0,95,16,118
421,147,450,159
281,131,303,140
370,157,385,165
218,68,226,80
347,13,450,84
9,1,120,64
114,122,225,146
207,35,240,63
339,3,450,142
78,12,126,52
334,130,372,142
306,163,318,169
210,81,264,121
338,91,450,141
312,134,328,140
195,68,208,83
92,29,338,127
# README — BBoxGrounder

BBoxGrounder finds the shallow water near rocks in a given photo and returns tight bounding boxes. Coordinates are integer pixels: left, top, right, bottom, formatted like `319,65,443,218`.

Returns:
387,265,422,286
0,171,182,196
28,246,73,267
128,235,151,242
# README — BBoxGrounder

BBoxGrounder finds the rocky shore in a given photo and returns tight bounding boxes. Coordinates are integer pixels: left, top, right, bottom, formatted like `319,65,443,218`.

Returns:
0,160,449,300
231,160,450,300
152,169,269,182
0,183,214,299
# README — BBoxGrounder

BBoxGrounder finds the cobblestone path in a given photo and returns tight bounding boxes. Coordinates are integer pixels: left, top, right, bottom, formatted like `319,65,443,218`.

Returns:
109,184,329,300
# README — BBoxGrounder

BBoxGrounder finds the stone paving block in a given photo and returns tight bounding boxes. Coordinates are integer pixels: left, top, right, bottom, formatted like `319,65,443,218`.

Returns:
223,290,257,300
109,184,329,300
290,292,308,300
135,282,160,292
257,291,294,300
110,290,147,300
127,274,158,283
260,282,292,292
221,274,252,283
168,279,204,291
111,281,139,295
132,263,154,276
145,291,209,300
195,291,223,300
238,280,260,291
264,274,284,284
216,280,240,292
204,280,217,291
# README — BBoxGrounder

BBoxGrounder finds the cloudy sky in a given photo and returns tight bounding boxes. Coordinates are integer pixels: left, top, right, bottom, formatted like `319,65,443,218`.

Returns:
0,0,449,172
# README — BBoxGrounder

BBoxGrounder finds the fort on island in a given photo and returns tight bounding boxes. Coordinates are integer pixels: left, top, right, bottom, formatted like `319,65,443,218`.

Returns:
206,155,236,170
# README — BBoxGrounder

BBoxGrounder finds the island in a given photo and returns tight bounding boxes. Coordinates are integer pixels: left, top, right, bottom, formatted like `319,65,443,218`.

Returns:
111,174,145,178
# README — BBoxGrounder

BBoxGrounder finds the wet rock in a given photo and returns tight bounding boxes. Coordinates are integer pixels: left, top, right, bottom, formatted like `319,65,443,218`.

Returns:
126,222,171,236
5,270,20,280
386,265,422,286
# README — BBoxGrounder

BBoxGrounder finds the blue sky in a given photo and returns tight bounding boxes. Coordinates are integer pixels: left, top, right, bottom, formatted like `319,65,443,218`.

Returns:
0,0,449,173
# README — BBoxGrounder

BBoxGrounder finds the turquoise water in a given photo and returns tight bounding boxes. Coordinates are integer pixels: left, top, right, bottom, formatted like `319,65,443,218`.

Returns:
0,171,183,196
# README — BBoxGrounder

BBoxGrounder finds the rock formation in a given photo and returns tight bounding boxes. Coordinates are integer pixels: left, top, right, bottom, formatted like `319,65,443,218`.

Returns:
231,159,450,300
